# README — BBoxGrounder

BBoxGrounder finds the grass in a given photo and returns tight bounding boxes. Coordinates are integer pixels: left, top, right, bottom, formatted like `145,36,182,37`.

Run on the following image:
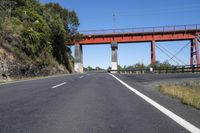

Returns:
157,81,200,110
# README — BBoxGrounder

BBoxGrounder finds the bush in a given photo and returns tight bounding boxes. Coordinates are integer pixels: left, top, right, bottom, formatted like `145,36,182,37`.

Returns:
0,0,80,73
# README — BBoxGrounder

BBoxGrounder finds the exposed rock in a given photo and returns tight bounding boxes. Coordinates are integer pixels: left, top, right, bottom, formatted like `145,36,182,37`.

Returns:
1,31,24,49
0,46,69,82
0,29,71,82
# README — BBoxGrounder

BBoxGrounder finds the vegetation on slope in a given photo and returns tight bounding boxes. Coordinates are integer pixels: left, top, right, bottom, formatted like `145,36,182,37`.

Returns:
0,0,81,79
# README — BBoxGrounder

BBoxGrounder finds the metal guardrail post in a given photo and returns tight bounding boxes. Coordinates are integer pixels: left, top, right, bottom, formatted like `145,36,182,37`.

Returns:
182,66,184,73
192,65,195,73
166,68,169,73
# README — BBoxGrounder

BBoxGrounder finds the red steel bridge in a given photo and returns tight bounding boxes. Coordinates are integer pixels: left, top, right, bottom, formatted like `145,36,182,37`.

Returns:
67,24,200,73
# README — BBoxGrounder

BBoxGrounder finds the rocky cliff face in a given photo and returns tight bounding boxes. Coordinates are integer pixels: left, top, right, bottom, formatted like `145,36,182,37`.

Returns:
0,30,73,82
0,46,69,82
0,0,80,82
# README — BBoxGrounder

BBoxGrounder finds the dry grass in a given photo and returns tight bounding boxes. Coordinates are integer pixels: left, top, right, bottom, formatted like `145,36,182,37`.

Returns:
157,81,200,110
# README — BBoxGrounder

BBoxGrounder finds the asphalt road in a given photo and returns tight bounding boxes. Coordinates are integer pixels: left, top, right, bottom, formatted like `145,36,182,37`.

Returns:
0,73,200,133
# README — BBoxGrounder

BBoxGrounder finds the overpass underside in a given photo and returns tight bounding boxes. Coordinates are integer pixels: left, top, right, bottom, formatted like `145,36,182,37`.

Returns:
68,24,200,73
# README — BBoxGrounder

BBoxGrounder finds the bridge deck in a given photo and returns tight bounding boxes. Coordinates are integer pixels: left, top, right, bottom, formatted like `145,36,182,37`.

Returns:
74,24,200,45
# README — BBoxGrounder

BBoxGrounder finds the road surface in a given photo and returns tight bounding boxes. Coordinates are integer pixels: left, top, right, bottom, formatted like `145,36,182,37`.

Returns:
0,73,200,133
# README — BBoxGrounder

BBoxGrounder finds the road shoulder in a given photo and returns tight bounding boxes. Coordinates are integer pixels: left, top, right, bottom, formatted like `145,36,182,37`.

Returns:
114,73,200,129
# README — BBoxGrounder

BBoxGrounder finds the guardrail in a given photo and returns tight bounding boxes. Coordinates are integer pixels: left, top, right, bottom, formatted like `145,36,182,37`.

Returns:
108,65,200,74
79,24,200,35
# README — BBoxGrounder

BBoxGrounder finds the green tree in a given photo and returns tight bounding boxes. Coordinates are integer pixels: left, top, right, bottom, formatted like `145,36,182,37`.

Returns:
134,63,145,69
0,0,81,73
87,66,93,71
159,60,172,69
117,65,122,69
149,61,160,69
149,60,173,69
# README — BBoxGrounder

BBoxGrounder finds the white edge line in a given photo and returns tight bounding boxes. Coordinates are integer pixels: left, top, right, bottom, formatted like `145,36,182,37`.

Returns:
109,74,200,133
51,82,66,89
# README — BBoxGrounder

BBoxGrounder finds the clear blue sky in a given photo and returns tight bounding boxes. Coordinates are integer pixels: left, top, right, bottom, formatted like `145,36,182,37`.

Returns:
41,0,200,69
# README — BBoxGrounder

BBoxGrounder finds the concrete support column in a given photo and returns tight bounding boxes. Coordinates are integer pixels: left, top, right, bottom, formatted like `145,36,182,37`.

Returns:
111,42,118,72
151,40,156,64
74,44,83,73
190,38,200,66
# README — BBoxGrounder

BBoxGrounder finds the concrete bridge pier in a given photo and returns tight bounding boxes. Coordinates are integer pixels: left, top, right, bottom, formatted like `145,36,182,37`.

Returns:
190,38,200,66
74,44,83,73
111,42,118,72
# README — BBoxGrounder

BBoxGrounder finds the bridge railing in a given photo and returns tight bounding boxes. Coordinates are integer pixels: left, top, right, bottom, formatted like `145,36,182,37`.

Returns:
79,24,200,35
108,65,200,74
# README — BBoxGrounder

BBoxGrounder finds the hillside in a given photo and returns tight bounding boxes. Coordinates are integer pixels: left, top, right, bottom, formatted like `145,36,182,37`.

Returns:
0,0,81,81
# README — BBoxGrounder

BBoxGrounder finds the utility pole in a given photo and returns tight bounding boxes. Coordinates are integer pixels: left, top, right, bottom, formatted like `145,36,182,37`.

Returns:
113,12,116,33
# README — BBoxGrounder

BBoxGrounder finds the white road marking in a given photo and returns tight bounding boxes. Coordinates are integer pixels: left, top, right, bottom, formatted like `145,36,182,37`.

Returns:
0,73,79,86
110,74,200,133
51,82,66,88
79,76,84,78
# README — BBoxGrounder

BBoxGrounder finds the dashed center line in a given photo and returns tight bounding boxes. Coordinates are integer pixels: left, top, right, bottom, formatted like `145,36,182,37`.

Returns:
51,82,66,88
79,76,84,78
